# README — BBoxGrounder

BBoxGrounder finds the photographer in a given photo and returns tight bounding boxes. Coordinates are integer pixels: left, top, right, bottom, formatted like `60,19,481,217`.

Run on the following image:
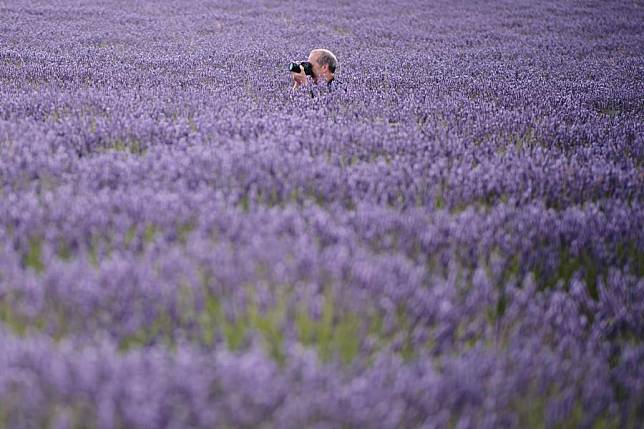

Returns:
290,48,337,90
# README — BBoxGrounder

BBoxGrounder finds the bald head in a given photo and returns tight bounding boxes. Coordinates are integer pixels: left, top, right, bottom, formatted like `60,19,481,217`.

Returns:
309,49,337,73
309,49,338,73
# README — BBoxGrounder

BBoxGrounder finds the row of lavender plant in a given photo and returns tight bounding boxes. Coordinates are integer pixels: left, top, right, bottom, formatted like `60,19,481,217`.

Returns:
1,268,641,428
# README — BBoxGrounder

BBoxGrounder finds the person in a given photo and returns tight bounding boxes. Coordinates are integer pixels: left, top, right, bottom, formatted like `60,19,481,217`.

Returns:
291,48,337,90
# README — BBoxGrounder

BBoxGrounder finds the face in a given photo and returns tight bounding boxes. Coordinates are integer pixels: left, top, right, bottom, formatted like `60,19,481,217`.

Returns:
308,51,327,80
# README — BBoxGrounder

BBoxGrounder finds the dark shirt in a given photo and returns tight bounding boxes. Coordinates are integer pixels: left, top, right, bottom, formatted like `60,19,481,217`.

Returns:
327,78,341,91
307,78,344,98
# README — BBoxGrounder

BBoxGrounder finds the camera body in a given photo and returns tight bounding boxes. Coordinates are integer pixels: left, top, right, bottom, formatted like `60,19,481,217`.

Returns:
289,61,314,76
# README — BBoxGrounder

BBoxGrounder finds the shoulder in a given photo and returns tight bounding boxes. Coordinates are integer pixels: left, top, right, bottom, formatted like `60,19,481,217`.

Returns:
326,79,344,92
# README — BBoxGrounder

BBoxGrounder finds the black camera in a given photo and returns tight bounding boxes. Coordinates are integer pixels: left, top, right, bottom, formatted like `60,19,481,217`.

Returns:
288,61,313,76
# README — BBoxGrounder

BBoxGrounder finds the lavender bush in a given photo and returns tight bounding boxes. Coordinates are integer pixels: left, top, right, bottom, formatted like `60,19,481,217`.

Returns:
0,0,642,427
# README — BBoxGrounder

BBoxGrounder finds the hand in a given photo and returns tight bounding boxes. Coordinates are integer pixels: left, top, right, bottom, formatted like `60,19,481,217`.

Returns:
291,66,307,89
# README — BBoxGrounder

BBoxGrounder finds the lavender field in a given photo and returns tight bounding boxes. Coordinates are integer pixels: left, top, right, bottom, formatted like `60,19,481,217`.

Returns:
1,0,643,427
